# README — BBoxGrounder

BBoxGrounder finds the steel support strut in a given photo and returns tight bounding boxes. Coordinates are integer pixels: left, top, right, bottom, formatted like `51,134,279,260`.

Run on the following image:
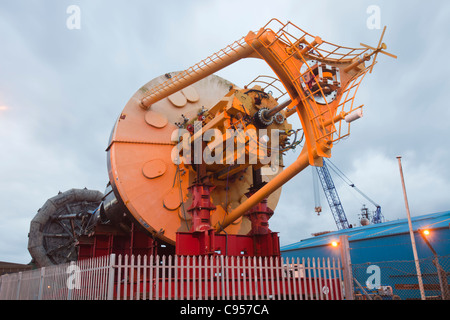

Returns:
245,168,274,236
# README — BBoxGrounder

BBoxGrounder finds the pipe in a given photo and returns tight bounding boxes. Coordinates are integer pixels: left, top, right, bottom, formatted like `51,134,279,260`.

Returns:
265,99,292,118
214,149,311,232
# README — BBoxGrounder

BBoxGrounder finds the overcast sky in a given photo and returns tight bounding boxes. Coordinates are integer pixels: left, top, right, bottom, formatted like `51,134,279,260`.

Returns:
1,0,449,264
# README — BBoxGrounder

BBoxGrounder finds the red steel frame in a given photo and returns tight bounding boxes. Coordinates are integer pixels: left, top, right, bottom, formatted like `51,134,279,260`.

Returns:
77,182,280,260
77,223,175,260
175,174,280,257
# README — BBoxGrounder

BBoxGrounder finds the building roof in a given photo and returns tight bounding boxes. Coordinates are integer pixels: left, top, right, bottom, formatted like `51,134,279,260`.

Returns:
281,210,450,252
0,261,33,276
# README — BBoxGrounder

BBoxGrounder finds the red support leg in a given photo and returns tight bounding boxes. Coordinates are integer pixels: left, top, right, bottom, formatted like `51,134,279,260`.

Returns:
187,183,216,232
244,192,280,257
245,197,274,235
175,170,280,257
176,182,217,256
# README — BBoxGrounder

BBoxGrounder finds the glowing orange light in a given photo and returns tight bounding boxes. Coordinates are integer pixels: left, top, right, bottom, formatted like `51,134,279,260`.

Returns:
331,241,339,247
423,229,430,236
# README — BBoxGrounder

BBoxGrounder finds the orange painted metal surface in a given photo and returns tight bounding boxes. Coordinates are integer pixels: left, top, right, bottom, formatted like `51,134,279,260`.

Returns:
107,19,395,245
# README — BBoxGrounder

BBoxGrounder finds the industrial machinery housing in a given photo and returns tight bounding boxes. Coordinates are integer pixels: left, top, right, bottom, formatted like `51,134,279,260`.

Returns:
28,19,395,268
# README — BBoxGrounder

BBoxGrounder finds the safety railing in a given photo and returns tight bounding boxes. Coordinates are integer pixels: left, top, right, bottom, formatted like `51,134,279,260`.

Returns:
252,19,371,145
140,36,250,108
246,75,289,101
260,18,370,62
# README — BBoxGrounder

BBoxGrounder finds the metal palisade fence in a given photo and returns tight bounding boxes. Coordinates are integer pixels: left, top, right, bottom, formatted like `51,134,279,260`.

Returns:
0,255,112,300
0,254,345,300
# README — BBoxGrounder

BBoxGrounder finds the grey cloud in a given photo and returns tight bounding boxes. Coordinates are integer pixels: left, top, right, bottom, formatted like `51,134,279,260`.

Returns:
1,0,449,262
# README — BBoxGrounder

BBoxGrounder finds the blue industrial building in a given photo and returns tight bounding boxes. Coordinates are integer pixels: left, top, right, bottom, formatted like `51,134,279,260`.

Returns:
281,210,450,262
281,211,450,299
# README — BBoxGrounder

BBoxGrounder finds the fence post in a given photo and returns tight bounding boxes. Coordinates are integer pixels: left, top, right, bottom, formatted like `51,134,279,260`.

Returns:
15,272,22,300
433,258,449,300
339,235,354,300
107,254,116,300
67,261,75,301
37,267,45,300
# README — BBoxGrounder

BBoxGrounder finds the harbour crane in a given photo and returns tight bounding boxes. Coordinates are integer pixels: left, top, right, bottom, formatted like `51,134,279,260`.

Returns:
314,158,385,230
314,160,350,230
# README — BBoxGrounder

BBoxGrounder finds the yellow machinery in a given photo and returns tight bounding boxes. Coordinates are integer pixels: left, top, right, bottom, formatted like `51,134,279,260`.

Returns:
28,19,396,266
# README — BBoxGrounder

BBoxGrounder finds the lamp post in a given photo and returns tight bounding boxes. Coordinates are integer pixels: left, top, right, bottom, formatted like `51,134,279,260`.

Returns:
418,229,449,300
331,235,354,300
396,156,426,300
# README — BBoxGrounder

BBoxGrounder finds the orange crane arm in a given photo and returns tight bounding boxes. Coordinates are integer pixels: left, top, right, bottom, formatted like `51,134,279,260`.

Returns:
138,19,395,232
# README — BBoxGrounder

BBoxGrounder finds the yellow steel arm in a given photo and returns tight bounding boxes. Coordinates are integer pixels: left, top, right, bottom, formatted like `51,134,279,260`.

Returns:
138,19,395,231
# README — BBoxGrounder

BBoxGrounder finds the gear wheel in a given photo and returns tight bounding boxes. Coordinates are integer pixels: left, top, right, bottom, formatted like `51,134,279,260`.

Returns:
253,108,274,128
274,112,285,125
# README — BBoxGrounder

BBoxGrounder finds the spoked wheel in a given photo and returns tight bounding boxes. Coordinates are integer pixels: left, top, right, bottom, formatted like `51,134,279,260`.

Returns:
28,188,103,267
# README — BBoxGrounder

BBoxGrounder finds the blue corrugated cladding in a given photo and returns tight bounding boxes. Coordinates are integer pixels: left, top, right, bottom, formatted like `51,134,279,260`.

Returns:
281,211,450,264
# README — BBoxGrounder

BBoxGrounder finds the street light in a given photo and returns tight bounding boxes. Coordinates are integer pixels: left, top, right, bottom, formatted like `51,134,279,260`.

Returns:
418,228,449,300
397,156,426,300
330,235,354,300
418,228,436,256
